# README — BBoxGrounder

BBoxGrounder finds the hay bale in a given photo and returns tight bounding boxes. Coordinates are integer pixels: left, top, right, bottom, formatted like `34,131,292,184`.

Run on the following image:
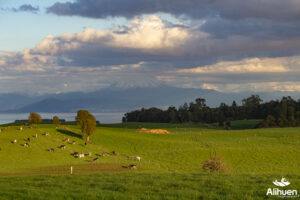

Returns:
138,128,170,135
202,157,229,173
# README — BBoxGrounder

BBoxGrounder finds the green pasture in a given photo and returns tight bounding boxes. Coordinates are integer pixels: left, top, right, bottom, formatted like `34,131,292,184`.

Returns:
0,122,299,199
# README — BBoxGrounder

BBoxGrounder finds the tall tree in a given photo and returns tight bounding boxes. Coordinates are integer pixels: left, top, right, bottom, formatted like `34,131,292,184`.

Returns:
81,113,97,142
76,110,90,126
28,112,42,124
242,95,262,119
278,99,288,127
287,106,296,126
53,116,60,126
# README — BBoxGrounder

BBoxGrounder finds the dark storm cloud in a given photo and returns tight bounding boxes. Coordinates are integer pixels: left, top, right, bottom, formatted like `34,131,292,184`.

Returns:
47,0,300,21
12,4,39,14
47,0,212,19
201,18,300,40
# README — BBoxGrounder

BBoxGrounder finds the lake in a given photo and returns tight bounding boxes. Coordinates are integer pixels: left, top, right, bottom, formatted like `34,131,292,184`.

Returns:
0,113,124,125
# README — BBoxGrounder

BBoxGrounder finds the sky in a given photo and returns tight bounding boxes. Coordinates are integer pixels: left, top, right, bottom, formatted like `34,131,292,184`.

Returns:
1,0,300,95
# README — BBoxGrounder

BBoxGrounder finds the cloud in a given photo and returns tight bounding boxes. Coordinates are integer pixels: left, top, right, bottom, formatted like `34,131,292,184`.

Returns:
176,57,291,74
201,18,300,40
201,82,300,93
46,0,300,58
157,56,300,93
12,4,39,14
57,16,192,50
47,0,300,21
1,15,300,94
15,15,300,71
22,16,200,68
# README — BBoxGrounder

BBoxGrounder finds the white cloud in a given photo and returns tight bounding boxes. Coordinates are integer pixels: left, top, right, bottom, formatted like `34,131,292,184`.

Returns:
204,82,300,93
201,83,220,91
56,16,196,51
177,57,291,74
0,59,5,66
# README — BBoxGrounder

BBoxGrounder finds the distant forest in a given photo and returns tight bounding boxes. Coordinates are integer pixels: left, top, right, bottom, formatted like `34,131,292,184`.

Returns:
123,95,300,128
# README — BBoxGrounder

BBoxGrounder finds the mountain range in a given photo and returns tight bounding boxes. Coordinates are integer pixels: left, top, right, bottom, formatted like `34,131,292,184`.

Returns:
0,86,299,113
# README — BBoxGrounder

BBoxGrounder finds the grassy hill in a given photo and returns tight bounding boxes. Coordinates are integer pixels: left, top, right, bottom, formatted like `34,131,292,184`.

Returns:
0,122,299,199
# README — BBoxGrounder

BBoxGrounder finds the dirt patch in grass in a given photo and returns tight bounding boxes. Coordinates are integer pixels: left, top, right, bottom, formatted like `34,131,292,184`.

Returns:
0,163,130,177
138,128,171,134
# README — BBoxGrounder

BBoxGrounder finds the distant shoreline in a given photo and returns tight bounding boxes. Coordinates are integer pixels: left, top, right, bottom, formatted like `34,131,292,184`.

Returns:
0,112,124,125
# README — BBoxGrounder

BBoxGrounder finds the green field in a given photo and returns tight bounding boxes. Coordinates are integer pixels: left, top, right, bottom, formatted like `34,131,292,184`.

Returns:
0,122,299,199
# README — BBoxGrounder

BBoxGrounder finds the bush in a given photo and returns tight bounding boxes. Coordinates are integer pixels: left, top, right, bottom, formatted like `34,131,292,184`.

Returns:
224,121,231,130
202,157,229,173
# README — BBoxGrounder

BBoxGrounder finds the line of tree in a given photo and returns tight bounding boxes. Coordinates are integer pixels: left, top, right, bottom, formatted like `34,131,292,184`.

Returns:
122,95,300,128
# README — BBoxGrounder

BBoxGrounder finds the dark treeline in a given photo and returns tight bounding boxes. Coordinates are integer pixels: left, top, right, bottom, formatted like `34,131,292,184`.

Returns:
123,95,300,128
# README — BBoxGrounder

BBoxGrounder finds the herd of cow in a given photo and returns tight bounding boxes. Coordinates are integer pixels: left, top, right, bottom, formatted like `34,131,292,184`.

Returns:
3,126,141,168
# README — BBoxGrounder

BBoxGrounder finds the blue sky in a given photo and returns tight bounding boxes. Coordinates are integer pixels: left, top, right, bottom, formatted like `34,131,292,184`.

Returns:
0,0,130,51
1,0,300,95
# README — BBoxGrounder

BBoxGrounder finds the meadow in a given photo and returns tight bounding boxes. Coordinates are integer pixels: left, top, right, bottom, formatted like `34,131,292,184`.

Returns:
0,121,299,199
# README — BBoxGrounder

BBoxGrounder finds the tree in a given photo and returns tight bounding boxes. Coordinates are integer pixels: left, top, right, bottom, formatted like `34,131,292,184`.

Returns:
81,113,96,142
242,95,262,119
278,100,288,127
28,112,42,124
76,110,90,126
53,116,60,126
167,106,179,123
287,106,296,126
296,111,300,126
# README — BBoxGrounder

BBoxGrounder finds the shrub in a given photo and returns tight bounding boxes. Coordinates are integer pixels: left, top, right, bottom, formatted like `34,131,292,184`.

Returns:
224,121,231,130
202,157,229,173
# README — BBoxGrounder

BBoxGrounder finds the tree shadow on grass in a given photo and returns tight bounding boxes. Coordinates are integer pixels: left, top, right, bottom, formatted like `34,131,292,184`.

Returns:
57,129,83,139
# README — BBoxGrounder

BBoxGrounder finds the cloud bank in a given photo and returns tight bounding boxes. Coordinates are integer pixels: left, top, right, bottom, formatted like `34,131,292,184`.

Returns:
47,0,300,21
1,15,300,94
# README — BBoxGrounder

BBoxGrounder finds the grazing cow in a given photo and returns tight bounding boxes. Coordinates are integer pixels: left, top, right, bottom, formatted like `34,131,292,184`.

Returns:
19,127,23,131
79,153,85,158
23,143,30,147
71,141,76,144
136,156,141,161
49,148,55,152
129,164,137,169
12,139,17,144
27,138,30,142
34,134,38,138
63,138,70,142
59,145,66,149
93,157,99,162
43,133,49,136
